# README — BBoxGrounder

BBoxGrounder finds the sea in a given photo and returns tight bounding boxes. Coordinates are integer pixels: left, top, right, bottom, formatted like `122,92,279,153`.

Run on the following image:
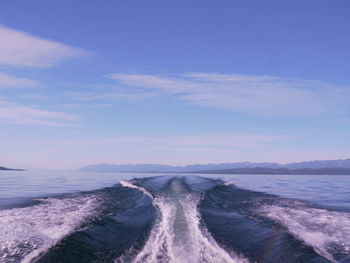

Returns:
0,171,349,263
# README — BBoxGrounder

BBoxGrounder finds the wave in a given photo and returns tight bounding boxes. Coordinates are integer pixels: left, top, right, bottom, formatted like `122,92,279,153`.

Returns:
199,183,333,262
119,180,154,199
261,204,350,262
34,185,155,263
0,195,98,263
1,175,349,263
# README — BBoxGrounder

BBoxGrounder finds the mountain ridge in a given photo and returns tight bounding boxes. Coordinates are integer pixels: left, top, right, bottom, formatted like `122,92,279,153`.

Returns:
194,167,350,175
80,158,350,173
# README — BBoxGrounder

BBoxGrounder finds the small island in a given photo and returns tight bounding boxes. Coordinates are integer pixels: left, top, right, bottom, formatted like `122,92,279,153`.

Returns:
0,166,25,171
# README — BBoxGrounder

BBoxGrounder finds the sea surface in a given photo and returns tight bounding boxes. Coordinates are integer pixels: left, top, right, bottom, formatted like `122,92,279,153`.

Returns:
0,171,349,263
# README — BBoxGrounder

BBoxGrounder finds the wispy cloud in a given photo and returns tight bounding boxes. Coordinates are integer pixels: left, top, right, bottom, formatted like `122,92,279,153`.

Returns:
107,73,350,116
20,94,51,100
48,133,292,149
0,99,80,126
64,89,157,103
0,25,88,68
0,72,39,88
63,82,162,103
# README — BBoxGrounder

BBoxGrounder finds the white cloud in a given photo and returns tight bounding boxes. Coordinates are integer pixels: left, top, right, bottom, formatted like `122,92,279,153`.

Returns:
107,73,350,116
0,25,88,67
0,99,80,126
0,72,39,88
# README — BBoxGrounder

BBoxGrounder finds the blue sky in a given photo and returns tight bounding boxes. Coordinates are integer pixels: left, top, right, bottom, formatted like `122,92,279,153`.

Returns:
1,0,350,169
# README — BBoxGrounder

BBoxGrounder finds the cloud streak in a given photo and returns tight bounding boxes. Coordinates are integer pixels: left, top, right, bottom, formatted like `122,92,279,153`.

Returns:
0,99,80,126
0,25,88,68
107,72,350,116
0,72,39,88
48,133,292,149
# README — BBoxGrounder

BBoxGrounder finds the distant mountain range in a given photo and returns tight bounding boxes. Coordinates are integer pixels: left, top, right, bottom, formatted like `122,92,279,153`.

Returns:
80,159,350,174
195,167,350,175
0,166,25,171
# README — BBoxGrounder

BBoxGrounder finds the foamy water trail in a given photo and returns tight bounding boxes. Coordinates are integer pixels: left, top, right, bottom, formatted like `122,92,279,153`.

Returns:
179,195,247,263
120,180,153,199
0,195,98,263
127,194,247,263
131,197,176,263
261,205,350,261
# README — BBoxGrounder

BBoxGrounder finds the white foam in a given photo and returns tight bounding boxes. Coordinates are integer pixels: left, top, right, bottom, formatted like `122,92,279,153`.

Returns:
179,195,247,263
127,194,248,263
0,195,98,263
261,205,350,261
119,180,153,199
131,197,176,263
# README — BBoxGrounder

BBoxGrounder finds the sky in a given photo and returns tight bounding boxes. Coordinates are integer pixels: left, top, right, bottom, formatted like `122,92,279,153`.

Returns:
1,0,350,169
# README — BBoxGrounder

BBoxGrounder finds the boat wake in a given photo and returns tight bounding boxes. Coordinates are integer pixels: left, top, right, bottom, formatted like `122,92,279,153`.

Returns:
261,204,350,262
0,175,349,263
124,178,246,263
0,195,98,263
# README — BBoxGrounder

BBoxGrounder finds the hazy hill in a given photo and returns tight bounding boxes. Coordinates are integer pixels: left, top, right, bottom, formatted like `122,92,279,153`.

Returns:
80,159,350,173
195,167,350,175
80,162,282,173
285,159,350,169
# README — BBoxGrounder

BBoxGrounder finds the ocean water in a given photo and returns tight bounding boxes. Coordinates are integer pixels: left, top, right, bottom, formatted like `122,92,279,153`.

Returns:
0,171,349,263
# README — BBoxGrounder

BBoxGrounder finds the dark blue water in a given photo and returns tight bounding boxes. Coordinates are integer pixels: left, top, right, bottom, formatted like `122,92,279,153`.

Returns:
0,171,349,262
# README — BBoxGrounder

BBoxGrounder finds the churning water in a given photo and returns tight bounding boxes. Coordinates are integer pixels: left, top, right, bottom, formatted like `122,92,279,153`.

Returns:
0,171,349,262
